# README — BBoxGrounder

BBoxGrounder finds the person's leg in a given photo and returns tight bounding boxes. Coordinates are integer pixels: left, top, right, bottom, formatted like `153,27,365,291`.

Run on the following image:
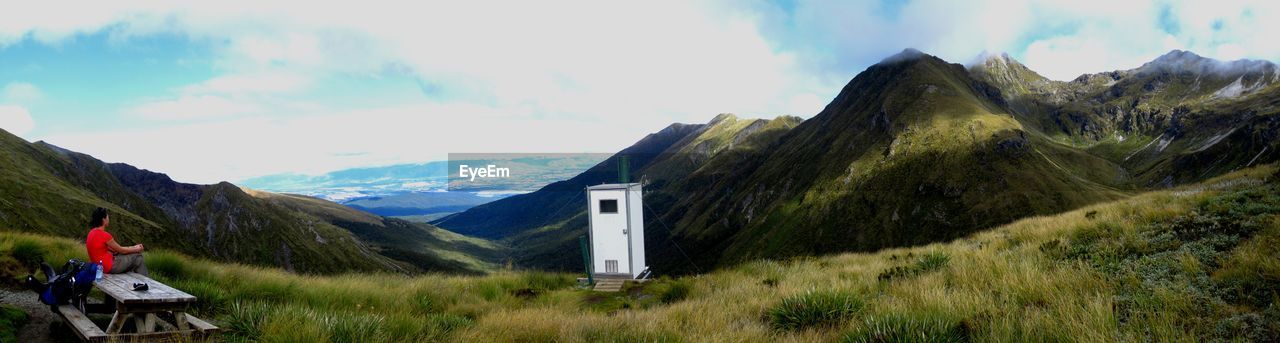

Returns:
132,254,148,276
109,253,149,276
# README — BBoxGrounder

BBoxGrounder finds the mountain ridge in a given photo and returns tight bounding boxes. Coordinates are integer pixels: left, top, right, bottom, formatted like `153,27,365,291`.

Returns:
0,130,494,274
438,48,1280,274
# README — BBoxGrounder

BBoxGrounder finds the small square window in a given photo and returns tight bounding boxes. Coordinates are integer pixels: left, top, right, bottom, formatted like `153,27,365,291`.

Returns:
599,199,618,214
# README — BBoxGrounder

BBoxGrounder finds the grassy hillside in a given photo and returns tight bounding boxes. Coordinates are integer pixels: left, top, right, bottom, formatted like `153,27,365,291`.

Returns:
246,190,503,274
4,164,1276,342
493,114,802,271
446,49,1280,277
434,122,707,239
645,51,1130,273
0,128,497,275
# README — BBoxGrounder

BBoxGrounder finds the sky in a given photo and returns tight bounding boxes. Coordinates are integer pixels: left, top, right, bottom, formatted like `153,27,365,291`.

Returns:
0,0,1278,184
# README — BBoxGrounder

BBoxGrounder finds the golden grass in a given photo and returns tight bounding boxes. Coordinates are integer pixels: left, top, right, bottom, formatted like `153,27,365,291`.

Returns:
1,165,1275,342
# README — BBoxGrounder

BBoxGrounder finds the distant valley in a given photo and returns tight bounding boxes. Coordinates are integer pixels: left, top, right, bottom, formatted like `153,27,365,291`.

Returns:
238,155,608,221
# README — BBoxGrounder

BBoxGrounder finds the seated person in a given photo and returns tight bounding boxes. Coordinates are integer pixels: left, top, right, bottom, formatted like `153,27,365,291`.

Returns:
85,207,148,276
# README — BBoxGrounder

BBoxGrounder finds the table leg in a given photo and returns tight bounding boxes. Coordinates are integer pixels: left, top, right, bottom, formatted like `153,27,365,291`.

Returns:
133,315,146,333
175,311,191,331
143,313,157,333
106,312,128,334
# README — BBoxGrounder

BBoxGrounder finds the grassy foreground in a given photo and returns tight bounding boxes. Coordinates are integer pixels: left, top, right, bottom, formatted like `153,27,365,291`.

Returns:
2,165,1279,342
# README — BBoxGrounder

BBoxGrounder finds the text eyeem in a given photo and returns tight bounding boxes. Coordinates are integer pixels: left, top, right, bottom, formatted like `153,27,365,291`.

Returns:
459,164,510,181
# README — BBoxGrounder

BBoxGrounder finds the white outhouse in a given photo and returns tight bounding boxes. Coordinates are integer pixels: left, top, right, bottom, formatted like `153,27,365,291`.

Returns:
586,183,647,279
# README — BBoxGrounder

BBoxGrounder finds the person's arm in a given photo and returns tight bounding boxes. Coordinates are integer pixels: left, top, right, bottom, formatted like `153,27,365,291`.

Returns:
106,239,143,254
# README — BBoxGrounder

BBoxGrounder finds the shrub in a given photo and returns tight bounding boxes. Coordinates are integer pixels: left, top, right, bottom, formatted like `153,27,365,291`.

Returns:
225,301,272,340
10,238,45,269
878,251,950,281
521,272,573,291
579,323,682,343
916,252,950,271
423,313,473,336
146,252,189,280
324,311,385,343
841,313,969,343
412,290,445,315
0,305,29,343
766,290,864,331
170,279,229,316
659,279,692,304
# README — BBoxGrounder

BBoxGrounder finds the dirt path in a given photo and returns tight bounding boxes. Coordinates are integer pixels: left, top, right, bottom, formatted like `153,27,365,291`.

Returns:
0,288,78,343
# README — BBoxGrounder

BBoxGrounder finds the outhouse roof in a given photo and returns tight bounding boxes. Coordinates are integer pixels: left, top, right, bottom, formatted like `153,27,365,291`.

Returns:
586,183,642,191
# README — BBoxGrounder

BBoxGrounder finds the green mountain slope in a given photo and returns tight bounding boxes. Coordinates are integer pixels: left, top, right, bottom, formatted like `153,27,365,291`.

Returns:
4,164,1275,342
496,114,803,271
0,129,489,274
440,49,1280,276
651,50,1129,272
246,189,503,273
433,122,707,239
971,50,1280,186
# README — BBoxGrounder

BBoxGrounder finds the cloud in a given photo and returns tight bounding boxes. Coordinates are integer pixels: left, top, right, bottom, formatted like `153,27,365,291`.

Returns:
181,71,311,95
3,1,831,120
3,82,43,104
127,95,262,121
7,1,836,183
742,0,1280,80
42,103,672,183
0,105,35,137
8,1,1280,183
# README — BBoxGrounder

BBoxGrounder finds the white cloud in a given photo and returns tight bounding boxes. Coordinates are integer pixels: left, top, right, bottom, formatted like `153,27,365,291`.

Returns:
42,103,672,183
7,1,834,183
3,82,43,104
181,71,311,95
745,0,1280,80
127,95,262,121
0,105,35,137
8,0,1280,183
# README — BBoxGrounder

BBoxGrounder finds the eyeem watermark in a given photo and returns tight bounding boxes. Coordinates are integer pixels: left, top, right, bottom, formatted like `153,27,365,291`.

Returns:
458,164,510,181
447,153,611,192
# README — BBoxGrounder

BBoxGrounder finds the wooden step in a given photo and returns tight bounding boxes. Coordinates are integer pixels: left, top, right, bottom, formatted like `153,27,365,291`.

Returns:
593,279,627,292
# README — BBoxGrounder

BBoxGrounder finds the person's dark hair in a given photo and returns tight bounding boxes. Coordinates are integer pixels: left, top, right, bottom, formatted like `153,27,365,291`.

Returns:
89,207,108,229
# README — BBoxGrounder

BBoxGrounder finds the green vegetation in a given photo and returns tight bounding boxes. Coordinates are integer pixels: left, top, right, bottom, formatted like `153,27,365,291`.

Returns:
840,312,969,343
0,304,29,343
766,290,864,331
877,251,949,281
3,164,1276,341
0,127,499,276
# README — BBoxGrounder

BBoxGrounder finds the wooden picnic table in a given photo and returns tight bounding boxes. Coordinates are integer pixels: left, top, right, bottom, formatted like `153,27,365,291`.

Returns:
56,272,219,342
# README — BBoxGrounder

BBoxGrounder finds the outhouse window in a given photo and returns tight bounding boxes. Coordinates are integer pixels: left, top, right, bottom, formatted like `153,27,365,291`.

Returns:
599,199,618,213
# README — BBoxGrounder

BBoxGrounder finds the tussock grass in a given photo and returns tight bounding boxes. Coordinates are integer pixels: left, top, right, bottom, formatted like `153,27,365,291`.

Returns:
2,165,1277,341
841,311,969,343
766,290,864,331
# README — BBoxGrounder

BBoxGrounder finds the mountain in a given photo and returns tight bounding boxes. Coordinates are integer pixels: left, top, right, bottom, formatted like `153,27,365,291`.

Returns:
239,162,450,202
343,192,497,218
971,49,1280,186
239,155,606,201
511,114,805,271
438,49,1280,275
433,122,708,239
0,129,493,274
244,190,503,273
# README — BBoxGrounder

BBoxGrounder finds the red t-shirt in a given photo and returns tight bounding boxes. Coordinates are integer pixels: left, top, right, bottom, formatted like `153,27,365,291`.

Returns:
86,228,114,272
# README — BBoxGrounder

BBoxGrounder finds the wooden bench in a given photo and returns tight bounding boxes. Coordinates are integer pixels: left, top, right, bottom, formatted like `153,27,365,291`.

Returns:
57,272,220,342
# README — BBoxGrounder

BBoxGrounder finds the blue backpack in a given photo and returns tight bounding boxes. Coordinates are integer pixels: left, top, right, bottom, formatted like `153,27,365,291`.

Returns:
27,259,98,311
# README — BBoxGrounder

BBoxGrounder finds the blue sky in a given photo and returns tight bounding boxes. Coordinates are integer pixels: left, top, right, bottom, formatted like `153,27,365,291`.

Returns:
0,0,1277,184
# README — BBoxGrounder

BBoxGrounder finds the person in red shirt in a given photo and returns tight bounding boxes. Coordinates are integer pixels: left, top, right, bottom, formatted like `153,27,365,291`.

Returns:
85,207,148,276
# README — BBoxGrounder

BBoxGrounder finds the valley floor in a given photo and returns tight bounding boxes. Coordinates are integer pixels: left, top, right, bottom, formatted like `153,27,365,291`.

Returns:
1,165,1278,342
